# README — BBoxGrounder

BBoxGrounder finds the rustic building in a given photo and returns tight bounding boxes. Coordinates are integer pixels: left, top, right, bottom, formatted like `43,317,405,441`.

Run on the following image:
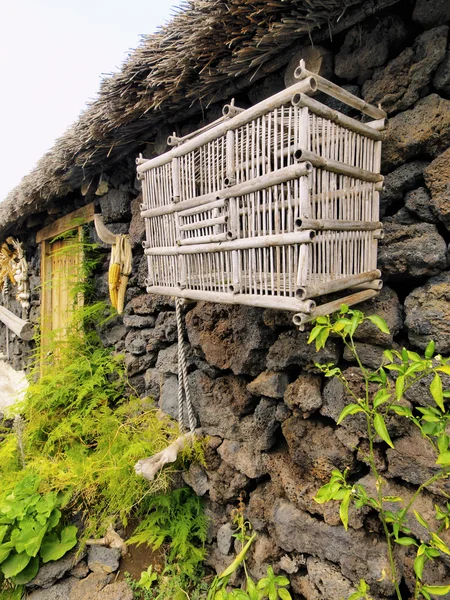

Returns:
1,0,450,597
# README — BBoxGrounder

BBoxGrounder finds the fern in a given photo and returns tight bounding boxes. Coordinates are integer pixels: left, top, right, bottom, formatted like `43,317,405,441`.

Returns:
128,487,208,577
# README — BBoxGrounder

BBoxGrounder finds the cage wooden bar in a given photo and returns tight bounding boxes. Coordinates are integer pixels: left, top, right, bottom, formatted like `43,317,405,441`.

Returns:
137,63,386,327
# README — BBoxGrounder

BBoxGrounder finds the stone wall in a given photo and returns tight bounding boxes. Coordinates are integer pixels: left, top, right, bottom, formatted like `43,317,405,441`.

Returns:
8,0,450,597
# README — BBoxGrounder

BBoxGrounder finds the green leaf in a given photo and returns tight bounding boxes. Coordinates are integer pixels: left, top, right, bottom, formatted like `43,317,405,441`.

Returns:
340,304,349,314
425,340,435,359
11,555,39,585
0,542,13,563
389,405,412,417
437,365,450,375
0,526,9,545
340,490,352,531
1,551,32,578
421,586,450,595
373,390,391,408
47,508,61,531
413,511,429,529
316,327,330,351
308,326,325,345
374,414,394,448
438,435,450,454
395,537,417,546
436,451,450,466
430,373,445,412
40,525,77,563
384,349,394,363
278,590,292,600
14,518,48,557
275,576,290,586
395,376,405,401
414,553,426,580
367,315,390,334
337,404,365,424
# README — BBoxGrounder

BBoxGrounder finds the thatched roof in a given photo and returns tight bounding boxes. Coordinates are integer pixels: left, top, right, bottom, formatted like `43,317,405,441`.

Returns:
0,0,399,236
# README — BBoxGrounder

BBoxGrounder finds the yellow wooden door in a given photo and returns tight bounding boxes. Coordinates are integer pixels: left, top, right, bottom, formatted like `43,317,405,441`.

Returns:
40,231,83,343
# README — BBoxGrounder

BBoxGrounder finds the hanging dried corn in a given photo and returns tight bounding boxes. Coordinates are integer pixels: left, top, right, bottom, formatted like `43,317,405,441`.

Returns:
94,215,132,314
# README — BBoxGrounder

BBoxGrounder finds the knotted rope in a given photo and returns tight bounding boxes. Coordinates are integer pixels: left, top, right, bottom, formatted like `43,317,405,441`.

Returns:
175,298,196,434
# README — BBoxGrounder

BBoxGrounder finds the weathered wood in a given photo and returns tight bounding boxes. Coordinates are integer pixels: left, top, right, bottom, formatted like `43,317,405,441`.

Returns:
146,231,315,256
137,77,317,174
0,305,34,340
36,203,95,243
294,64,387,120
293,289,378,328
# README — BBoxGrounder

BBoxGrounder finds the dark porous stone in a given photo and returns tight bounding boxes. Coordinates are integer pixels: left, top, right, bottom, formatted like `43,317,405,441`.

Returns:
153,311,177,344
378,222,447,279
301,557,359,600
405,272,450,353
413,0,450,28
124,352,157,377
282,416,354,474
28,549,85,588
144,368,162,400
382,94,450,169
283,374,322,416
404,187,438,223
266,329,339,371
124,329,153,355
335,15,407,83
128,374,146,396
275,402,292,423
386,208,418,224
26,577,79,600
186,302,276,377
216,523,235,555
159,375,185,421
424,148,450,230
102,324,127,346
87,545,121,574
379,161,428,217
69,572,112,600
386,426,450,497
100,189,132,223
207,462,250,503
434,50,450,97
343,342,385,370
362,26,448,114
246,371,289,399
123,314,155,329
353,286,402,346
218,440,267,479
188,370,256,438
126,293,175,315
271,499,397,596
128,195,145,248
182,462,209,496
96,581,134,600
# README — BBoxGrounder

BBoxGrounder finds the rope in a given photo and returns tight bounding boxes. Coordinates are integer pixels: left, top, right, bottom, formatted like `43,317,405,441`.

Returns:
175,298,196,434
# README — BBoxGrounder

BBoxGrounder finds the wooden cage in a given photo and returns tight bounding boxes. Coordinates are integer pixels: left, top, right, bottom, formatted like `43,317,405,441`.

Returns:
137,63,386,327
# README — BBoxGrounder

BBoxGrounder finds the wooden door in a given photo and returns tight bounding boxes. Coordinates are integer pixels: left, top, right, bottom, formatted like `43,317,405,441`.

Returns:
37,204,95,350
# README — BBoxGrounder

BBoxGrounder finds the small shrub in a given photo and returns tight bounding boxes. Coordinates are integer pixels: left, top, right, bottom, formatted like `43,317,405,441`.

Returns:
309,306,450,600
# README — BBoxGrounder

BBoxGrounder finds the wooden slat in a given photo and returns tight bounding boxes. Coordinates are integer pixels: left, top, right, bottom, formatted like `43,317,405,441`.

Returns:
36,203,95,243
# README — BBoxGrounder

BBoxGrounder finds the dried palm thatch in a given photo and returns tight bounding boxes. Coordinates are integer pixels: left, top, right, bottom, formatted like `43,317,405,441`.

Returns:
0,0,399,237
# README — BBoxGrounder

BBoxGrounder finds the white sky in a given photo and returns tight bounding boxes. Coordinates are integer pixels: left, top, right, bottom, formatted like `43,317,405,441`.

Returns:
0,0,180,203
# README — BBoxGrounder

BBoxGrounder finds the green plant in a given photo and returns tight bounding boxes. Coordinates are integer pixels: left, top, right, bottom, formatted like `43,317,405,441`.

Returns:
309,306,450,600
207,499,291,600
0,475,76,585
128,487,208,598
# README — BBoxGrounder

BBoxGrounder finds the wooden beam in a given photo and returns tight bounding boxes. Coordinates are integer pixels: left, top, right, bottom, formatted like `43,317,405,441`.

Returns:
0,305,34,341
36,203,95,243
